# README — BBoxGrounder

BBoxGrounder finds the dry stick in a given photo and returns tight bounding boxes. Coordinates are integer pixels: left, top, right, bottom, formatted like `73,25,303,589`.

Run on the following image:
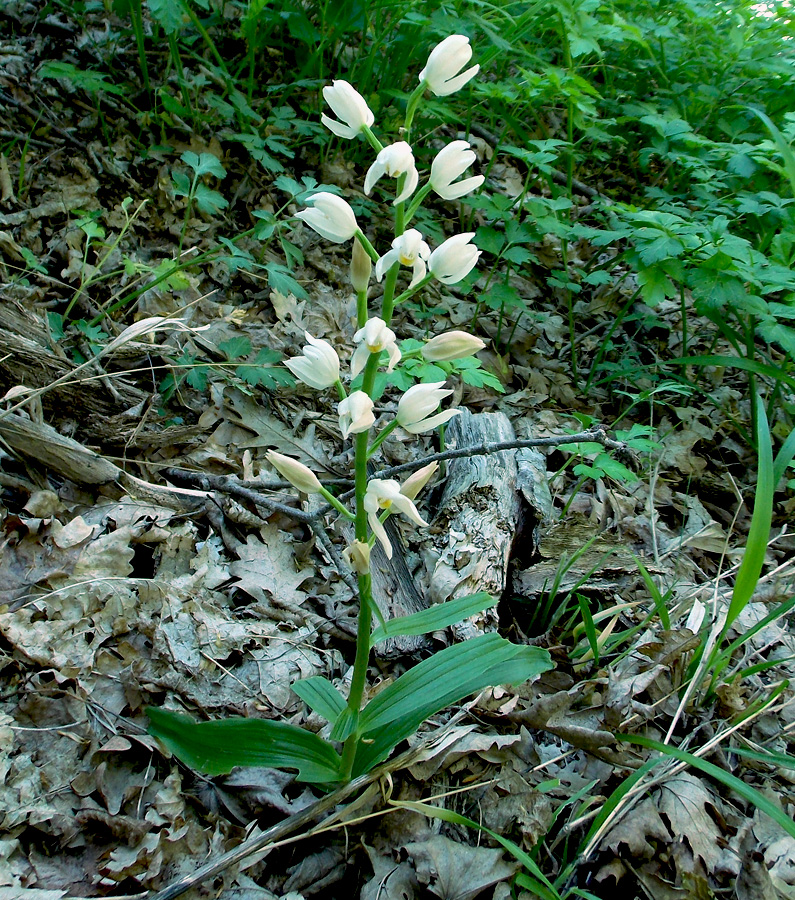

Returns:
167,427,626,517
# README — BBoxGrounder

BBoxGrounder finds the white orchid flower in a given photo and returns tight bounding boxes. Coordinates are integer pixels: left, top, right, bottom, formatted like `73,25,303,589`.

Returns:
364,478,429,559
428,232,481,285
284,333,340,389
375,228,431,287
397,382,460,434
321,80,374,139
266,451,322,494
338,391,375,438
364,142,419,205
296,193,358,243
422,331,486,361
351,317,401,378
419,35,479,97
430,140,485,201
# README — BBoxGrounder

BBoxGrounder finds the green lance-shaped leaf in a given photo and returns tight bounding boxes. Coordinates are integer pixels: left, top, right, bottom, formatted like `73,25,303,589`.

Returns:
723,394,774,635
147,707,342,784
370,592,495,645
292,676,346,724
351,634,553,777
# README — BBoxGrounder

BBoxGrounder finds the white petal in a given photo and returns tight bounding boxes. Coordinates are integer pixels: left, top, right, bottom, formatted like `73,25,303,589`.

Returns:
368,511,393,558
350,343,370,379
364,159,386,195
402,408,460,434
321,113,359,140
375,248,399,281
437,174,484,201
393,164,419,205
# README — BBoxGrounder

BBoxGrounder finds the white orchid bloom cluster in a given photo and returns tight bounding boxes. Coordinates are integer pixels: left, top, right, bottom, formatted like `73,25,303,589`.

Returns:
269,35,491,572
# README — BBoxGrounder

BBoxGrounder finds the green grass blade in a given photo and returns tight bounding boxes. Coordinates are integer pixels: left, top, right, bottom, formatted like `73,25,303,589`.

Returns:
724,394,774,634
632,554,671,629
147,707,342,783
370,592,495,645
393,800,561,900
617,733,795,839
668,356,795,392
772,426,795,488
576,594,600,664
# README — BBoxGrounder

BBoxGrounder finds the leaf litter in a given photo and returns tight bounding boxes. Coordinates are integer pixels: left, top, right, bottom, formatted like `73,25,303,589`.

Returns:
0,6,793,900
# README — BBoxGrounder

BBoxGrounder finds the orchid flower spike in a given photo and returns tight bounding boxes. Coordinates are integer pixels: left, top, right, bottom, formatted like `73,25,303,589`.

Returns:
397,382,460,434
364,478,429,559
375,229,431,287
284,333,340,389
419,35,479,97
338,391,375,438
296,193,358,243
364,142,419,205
430,141,485,201
351,317,401,378
266,451,322,494
428,232,481,285
321,80,374,139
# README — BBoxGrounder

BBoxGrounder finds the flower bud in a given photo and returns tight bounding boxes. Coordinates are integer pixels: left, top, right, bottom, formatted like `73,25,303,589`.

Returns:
338,391,375,438
284,333,340,390
321,80,374,139
266,450,322,494
419,35,479,97
400,462,439,500
343,540,371,574
350,239,372,292
397,382,459,434
296,193,358,243
421,331,486,362
428,232,480,285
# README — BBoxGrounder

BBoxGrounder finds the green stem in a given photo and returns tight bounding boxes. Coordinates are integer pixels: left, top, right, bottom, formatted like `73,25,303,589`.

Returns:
380,262,401,325
339,568,373,780
403,82,426,143
355,229,379,263
338,349,381,781
361,124,384,155
405,182,433,224
368,419,398,457
356,289,368,330
389,273,433,315
318,486,355,520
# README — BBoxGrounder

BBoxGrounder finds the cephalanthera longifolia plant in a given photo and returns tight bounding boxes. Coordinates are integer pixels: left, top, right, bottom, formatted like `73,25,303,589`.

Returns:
148,36,553,785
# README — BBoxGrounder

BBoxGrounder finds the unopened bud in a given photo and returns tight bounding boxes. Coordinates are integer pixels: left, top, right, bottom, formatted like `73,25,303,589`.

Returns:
422,330,486,362
400,462,439,500
343,540,371,574
350,238,372,292
266,450,323,494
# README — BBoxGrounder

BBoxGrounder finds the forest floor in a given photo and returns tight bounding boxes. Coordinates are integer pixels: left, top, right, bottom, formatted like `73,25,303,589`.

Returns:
1,3,794,900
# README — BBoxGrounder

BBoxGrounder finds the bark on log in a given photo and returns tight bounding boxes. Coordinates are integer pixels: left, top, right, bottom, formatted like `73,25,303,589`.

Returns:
429,410,522,638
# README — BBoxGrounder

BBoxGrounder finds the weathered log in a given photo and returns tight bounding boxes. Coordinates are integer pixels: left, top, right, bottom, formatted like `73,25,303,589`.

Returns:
428,410,522,638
